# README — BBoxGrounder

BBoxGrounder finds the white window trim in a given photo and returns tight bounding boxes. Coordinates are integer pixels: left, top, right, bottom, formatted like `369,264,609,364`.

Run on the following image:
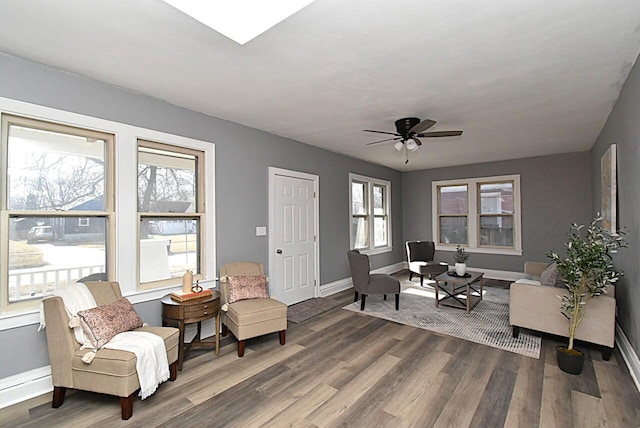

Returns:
432,174,522,256
0,96,216,330
349,173,392,255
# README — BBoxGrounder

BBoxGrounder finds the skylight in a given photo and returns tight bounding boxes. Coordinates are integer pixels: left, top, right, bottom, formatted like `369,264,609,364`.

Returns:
163,0,316,45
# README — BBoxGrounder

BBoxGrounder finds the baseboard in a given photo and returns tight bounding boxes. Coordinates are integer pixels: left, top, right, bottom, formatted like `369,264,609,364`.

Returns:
0,366,52,410
616,323,640,392
320,277,352,297
371,261,406,275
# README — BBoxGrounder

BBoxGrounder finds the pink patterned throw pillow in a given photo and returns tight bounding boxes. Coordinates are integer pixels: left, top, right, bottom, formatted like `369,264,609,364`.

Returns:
226,275,269,303
78,298,143,349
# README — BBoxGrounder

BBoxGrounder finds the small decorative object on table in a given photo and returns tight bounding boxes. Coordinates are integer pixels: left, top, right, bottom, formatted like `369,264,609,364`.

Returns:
182,270,193,293
170,288,212,302
453,245,470,276
447,270,471,278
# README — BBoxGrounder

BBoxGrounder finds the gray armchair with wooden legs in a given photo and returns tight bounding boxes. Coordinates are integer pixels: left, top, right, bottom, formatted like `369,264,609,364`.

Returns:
42,281,179,420
219,262,288,357
347,250,401,310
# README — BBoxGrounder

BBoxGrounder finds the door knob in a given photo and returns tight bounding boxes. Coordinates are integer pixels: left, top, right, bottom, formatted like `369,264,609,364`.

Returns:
276,249,283,254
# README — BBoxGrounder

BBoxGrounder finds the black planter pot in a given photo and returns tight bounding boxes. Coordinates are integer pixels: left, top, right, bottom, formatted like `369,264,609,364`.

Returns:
556,346,584,375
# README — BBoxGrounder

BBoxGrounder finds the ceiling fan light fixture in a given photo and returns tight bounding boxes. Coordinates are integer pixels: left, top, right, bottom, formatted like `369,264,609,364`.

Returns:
393,141,404,151
406,138,419,151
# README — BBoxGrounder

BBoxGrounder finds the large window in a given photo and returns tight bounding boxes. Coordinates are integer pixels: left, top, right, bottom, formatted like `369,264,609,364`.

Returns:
350,173,392,254
432,175,521,255
137,140,204,289
0,98,216,324
1,115,114,312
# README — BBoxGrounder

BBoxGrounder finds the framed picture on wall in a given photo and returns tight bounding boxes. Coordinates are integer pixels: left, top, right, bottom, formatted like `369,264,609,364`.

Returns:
601,144,617,233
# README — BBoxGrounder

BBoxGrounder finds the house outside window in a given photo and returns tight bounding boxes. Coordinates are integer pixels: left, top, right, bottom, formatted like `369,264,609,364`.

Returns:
432,174,521,256
349,173,392,254
0,114,114,312
137,140,205,290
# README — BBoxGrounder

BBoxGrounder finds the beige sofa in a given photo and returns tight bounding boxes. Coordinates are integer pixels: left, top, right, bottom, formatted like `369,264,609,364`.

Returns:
509,262,615,360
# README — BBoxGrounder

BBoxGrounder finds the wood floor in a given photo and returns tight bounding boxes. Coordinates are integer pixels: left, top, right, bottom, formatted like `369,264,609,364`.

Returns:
3,288,640,428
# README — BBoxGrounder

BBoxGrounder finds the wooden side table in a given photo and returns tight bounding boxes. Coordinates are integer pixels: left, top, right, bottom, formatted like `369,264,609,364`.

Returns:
161,290,220,371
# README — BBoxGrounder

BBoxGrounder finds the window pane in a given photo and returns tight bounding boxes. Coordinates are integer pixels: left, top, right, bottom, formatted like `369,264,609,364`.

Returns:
139,218,200,283
480,182,513,214
7,124,106,211
439,185,468,214
351,182,367,215
374,216,387,247
373,185,385,215
138,146,197,213
480,215,514,247
439,216,468,244
8,216,106,302
351,217,369,249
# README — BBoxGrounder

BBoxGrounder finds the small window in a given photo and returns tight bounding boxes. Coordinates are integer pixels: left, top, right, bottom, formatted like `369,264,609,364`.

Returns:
78,217,90,227
137,140,204,289
349,173,392,254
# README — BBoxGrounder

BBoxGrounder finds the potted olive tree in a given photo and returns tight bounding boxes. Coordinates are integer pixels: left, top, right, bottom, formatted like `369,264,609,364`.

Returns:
547,215,626,374
454,245,470,276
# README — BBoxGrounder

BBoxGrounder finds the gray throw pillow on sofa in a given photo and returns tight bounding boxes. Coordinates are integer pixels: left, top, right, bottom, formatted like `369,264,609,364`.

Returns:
540,262,565,288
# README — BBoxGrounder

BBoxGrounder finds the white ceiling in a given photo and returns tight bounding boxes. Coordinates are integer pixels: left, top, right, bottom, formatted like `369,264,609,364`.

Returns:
1,0,640,171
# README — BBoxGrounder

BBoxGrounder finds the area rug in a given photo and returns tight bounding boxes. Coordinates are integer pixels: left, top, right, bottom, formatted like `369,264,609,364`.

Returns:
343,284,541,358
288,297,343,324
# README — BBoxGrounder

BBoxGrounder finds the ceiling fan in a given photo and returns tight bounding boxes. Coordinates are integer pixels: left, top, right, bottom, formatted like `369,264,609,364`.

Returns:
364,117,463,163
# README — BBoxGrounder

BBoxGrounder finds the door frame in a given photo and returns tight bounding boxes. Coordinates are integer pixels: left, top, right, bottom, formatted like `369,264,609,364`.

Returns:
268,167,320,302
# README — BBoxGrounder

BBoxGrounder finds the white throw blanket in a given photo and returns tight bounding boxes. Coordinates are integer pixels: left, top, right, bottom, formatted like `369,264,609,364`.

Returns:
104,331,170,399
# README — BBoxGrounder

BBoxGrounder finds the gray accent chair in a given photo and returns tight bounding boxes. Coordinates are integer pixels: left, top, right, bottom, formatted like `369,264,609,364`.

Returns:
347,250,400,311
406,240,448,286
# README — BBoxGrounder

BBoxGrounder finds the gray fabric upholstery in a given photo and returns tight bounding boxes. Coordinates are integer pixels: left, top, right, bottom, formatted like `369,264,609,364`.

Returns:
347,250,400,310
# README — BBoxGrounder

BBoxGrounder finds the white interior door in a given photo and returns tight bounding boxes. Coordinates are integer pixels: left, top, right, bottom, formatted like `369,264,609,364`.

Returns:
271,172,317,305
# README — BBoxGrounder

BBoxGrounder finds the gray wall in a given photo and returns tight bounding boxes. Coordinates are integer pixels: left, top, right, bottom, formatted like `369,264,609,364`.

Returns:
0,52,404,378
403,152,592,272
590,51,640,357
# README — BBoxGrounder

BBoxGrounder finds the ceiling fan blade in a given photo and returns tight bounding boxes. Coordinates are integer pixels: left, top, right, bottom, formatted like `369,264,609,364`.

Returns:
418,130,463,138
363,129,400,136
366,137,402,146
409,119,436,134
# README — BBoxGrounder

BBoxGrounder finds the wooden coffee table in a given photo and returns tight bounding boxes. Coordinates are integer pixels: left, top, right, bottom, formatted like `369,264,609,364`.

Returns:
434,271,484,313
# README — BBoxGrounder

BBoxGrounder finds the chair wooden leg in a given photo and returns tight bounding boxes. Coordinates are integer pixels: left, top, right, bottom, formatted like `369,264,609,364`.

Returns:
120,393,135,420
279,330,286,345
52,386,66,408
221,324,228,337
395,293,400,310
420,275,424,287
354,291,359,302
169,361,178,381
512,326,520,338
238,340,246,357
602,346,613,361
409,272,413,281
360,294,366,311
383,294,387,300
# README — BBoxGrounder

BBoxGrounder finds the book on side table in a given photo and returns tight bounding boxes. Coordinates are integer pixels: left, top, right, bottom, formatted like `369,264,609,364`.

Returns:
170,288,213,302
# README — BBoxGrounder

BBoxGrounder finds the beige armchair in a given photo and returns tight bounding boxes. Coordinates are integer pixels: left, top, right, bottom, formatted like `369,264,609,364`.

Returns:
42,281,179,420
219,262,287,357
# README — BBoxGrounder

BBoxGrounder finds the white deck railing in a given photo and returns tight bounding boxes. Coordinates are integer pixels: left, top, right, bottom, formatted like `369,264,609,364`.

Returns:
8,264,106,302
